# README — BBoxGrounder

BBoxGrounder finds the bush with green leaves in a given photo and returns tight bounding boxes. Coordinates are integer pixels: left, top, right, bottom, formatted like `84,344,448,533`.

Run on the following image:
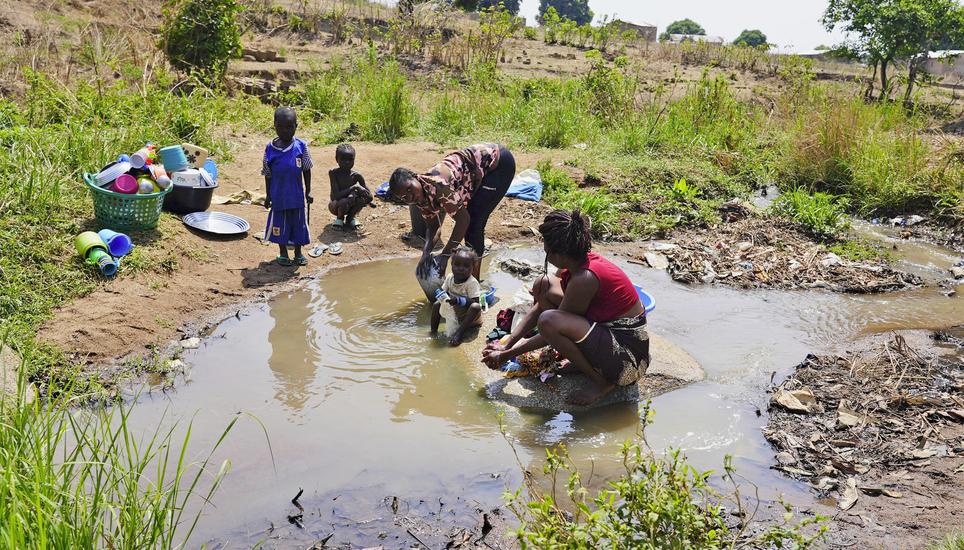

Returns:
507,437,827,549
771,189,851,240
161,0,242,85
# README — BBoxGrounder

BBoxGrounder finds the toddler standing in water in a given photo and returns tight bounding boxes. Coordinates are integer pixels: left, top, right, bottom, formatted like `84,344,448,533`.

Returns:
431,248,483,346
328,143,372,230
263,106,313,266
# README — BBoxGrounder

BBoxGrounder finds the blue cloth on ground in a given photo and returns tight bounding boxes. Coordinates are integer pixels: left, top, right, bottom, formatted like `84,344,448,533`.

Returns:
375,181,390,197
505,169,542,202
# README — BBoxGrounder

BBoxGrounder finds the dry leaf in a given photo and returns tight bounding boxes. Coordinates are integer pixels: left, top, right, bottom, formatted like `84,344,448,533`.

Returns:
773,389,811,414
839,478,859,510
837,402,862,428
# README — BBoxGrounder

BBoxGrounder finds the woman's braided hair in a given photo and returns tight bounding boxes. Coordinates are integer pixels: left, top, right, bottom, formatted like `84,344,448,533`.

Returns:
538,209,591,263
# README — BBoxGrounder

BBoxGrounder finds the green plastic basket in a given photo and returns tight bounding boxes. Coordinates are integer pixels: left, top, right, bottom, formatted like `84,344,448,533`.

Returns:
83,173,172,231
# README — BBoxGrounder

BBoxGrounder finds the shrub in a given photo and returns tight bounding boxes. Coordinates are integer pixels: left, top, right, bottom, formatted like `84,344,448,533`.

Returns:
354,59,416,143
508,441,827,549
771,189,851,241
161,0,243,85
523,26,538,40
302,74,346,120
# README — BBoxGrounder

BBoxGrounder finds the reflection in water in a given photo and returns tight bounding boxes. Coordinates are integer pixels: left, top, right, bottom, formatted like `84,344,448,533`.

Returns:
266,292,322,415
122,243,964,546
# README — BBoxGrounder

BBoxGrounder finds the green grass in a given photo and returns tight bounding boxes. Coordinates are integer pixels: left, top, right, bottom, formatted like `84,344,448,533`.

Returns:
770,189,851,241
0,370,235,549
828,238,892,262
928,533,964,550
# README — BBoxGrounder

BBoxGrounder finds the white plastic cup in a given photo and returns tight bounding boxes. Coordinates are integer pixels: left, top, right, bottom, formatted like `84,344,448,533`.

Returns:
130,147,151,169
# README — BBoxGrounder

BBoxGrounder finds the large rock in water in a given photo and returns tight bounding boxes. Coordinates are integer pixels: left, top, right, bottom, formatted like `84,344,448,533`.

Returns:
461,333,704,412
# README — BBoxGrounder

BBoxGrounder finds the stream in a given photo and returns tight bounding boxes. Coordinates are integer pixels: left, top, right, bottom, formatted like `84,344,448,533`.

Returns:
124,237,963,547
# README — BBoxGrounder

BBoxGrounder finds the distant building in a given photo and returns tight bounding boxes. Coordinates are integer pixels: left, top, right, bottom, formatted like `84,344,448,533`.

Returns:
925,50,964,78
667,34,724,45
612,19,657,43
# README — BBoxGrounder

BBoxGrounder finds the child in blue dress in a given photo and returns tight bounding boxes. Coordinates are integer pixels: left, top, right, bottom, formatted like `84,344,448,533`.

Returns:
262,106,313,266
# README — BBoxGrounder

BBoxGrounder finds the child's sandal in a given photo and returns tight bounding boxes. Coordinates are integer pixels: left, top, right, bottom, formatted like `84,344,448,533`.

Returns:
332,218,344,229
276,256,292,266
348,218,361,229
294,256,308,266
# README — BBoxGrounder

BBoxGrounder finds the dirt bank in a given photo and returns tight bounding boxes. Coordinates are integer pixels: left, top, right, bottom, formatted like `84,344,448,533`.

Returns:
41,139,552,369
766,330,964,549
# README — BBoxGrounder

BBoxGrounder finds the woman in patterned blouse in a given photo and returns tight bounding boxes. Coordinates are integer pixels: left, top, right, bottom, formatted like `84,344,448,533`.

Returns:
390,143,516,279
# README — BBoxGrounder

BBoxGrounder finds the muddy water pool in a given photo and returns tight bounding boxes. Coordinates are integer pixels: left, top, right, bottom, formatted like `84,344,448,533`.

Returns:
126,244,963,547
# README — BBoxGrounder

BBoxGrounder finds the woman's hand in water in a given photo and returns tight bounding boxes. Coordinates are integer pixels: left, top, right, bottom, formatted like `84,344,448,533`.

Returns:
482,347,508,369
416,252,433,278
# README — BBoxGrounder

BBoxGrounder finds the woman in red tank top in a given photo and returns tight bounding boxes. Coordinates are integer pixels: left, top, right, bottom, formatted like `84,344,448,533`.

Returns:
482,209,650,406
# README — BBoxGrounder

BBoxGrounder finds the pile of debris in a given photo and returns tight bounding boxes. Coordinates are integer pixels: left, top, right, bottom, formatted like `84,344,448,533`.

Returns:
765,334,964,509
661,218,921,293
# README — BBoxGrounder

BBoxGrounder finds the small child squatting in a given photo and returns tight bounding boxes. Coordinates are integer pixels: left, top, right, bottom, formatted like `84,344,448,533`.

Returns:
328,143,373,230
263,106,313,266
431,248,483,346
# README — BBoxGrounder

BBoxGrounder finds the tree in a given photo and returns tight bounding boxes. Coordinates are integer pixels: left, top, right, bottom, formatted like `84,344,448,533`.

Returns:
659,18,705,42
479,0,520,14
161,0,242,86
733,29,768,48
538,0,592,26
823,0,964,104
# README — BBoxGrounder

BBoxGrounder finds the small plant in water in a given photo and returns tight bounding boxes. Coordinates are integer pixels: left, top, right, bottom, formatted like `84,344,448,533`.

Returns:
502,403,827,549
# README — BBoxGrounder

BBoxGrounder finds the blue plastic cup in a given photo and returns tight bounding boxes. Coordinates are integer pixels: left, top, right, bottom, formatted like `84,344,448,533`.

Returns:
97,229,133,257
203,159,218,182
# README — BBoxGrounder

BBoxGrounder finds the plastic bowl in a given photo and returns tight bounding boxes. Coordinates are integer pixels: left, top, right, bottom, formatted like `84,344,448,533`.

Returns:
634,285,656,314
163,182,218,215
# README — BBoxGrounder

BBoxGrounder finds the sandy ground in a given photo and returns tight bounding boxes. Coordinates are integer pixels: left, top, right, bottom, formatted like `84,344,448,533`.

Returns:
41,139,552,364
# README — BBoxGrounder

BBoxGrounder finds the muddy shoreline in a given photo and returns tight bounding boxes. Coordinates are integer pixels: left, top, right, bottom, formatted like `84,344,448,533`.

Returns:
766,329,964,549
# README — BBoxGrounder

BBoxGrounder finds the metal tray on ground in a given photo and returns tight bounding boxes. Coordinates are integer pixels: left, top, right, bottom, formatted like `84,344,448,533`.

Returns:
181,211,250,235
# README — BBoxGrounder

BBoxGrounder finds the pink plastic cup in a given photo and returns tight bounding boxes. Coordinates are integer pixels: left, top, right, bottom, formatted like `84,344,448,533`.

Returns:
112,173,138,194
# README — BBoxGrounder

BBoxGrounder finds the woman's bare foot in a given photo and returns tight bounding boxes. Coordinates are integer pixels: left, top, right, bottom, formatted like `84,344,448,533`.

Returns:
555,359,581,375
567,382,615,406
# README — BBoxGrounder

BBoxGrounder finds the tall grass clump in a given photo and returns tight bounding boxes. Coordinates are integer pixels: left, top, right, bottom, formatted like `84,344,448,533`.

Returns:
771,189,851,241
422,91,474,145
301,72,347,120
0,376,234,548
778,92,962,218
353,55,416,143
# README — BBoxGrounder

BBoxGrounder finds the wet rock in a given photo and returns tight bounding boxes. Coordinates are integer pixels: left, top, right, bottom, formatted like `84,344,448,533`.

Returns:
951,266,964,279
820,252,843,268
775,451,797,465
643,252,669,270
464,334,704,412
180,337,201,350
498,258,540,277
